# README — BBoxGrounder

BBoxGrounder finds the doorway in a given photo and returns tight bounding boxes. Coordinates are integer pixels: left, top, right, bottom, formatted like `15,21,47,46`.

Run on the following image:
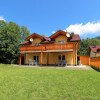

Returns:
33,56,39,65
58,55,66,66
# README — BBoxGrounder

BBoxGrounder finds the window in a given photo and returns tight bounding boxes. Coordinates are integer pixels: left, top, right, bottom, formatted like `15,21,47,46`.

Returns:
34,43,39,46
33,56,39,62
97,49,100,52
62,55,65,60
58,55,61,60
58,55,65,60
58,41,65,44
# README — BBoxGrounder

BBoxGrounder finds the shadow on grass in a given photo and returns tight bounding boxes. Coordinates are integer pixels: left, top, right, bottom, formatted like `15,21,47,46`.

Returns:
90,66,100,72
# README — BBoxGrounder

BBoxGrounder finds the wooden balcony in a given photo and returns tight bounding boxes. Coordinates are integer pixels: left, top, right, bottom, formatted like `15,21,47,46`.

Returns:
45,43,73,50
20,45,45,52
20,43,74,52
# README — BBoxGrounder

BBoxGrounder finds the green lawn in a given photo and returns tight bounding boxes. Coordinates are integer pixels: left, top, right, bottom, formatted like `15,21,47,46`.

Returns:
0,64,100,100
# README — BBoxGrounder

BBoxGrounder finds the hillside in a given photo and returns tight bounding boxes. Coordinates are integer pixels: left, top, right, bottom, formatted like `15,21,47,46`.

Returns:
93,36,100,40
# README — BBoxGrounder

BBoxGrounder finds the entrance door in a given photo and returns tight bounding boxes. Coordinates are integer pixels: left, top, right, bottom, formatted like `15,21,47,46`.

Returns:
33,56,39,65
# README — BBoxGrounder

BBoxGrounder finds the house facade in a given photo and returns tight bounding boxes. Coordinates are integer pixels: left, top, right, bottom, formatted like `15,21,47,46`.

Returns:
19,30,81,66
89,46,100,58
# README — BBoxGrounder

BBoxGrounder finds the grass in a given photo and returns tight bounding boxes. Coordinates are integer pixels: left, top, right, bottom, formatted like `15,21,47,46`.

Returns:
0,64,100,100
91,65,100,72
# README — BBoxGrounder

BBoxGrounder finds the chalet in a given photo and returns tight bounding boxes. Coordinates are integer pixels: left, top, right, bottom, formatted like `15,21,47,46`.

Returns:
19,30,81,66
89,45,100,58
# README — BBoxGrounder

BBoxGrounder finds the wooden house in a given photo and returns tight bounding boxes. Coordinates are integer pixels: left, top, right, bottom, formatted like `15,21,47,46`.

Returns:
89,45,100,58
19,30,81,66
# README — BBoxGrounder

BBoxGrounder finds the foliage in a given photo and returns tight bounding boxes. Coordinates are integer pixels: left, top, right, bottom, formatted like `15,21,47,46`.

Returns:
78,38,100,55
0,20,30,64
0,64,100,100
20,26,30,42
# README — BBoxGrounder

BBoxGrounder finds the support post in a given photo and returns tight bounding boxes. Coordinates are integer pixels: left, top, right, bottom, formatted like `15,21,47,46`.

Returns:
73,51,75,65
75,43,77,66
47,53,49,65
19,53,22,65
40,52,43,65
73,43,75,65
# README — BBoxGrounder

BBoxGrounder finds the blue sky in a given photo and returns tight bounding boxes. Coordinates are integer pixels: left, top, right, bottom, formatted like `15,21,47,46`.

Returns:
0,0,100,38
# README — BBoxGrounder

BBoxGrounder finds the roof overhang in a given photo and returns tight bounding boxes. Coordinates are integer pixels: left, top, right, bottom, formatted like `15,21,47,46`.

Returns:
20,49,73,53
44,49,73,52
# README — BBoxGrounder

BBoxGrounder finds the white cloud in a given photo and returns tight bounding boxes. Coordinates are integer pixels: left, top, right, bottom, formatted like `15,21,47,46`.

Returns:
52,31,55,34
0,16,5,21
66,22,100,35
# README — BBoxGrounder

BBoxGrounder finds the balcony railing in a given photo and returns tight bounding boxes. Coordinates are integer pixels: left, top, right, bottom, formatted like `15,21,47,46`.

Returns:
46,43,73,50
20,45,45,51
20,43,74,52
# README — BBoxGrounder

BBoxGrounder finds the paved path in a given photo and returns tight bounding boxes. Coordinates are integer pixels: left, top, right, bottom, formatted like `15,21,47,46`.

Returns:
13,64,92,70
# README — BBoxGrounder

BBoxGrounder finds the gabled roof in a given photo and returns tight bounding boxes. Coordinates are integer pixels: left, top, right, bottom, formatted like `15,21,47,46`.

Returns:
20,41,30,45
25,33,44,41
43,37,51,41
50,30,81,42
70,34,81,42
50,30,66,39
21,30,81,46
89,45,100,53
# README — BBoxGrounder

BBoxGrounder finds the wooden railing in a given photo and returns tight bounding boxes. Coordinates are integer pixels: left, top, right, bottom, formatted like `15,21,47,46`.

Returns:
90,57,100,68
46,43,73,50
20,45,45,51
20,43,74,52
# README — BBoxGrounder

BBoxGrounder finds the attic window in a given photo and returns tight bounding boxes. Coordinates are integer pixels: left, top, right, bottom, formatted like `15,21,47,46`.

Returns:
58,41,65,44
34,43,40,46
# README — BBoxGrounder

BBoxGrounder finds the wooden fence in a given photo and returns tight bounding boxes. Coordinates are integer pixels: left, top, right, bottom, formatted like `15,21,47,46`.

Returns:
90,57,100,68
79,55,90,65
79,55,100,68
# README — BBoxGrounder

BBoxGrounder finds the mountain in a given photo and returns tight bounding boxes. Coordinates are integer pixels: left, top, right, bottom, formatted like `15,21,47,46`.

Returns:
93,36,100,41
94,36,100,40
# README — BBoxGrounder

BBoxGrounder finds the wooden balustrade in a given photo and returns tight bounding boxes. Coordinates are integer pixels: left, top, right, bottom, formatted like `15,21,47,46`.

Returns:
20,45,45,51
46,43,73,50
20,43,74,52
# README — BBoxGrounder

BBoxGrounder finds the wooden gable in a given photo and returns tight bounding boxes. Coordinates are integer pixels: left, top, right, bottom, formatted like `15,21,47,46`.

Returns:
24,33,44,46
25,33,44,41
50,30,67,39
50,30,67,43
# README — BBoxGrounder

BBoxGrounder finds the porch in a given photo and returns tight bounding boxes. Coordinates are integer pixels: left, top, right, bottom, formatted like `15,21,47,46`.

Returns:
19,50,76,66
19,43,78,66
